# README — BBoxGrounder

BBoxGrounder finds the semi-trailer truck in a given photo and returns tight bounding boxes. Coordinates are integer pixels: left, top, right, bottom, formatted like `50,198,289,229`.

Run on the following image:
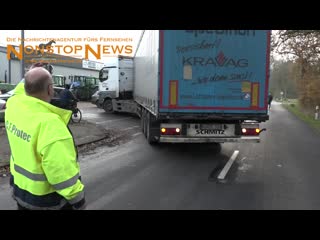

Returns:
97,30,270,144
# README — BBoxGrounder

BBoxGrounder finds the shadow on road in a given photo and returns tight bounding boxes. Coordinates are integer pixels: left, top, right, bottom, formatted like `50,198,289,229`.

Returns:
154,142,222,155
101,111,139,119
149,143,233,181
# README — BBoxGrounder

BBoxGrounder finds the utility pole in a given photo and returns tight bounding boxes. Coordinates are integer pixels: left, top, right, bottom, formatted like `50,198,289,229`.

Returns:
21,30,25,79
8,58,11,84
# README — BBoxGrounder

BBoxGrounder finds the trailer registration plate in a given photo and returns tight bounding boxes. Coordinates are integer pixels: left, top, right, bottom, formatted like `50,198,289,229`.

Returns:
187,124,235,137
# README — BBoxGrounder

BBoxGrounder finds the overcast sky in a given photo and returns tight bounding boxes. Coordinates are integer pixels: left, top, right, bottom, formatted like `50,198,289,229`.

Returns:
0,30,143,64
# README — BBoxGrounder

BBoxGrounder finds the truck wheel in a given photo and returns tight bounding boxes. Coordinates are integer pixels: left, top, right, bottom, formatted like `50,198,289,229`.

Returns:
143,110,147,137
103,99,113,113
146,111,157,144
140,109,145,133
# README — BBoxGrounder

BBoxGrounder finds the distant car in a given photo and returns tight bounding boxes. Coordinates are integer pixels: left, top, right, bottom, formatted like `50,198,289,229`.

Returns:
0,87,67,112
0,99,6,121
0,99,6,110
0,90,14,101
0,88,64,101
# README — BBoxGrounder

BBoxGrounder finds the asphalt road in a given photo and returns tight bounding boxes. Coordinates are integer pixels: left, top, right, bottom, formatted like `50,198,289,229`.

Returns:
81,102,320,209
1,101,320,210
80,102,141,138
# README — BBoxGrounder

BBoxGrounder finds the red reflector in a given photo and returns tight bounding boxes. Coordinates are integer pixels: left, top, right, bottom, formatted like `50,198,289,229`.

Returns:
242,128,259,136
161,128,181,135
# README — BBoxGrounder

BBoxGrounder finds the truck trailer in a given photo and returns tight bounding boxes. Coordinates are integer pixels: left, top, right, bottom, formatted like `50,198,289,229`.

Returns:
97,30,271,144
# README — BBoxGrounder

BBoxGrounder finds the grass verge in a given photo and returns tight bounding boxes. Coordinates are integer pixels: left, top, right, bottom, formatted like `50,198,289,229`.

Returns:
282,101,320,133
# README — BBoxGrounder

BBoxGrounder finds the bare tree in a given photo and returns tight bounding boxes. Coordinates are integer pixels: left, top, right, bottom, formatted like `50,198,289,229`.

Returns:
272,30,320,111
272,30,320,62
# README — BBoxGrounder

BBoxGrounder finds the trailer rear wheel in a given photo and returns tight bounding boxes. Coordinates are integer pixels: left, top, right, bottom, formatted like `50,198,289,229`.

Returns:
143,109,148,137
146,111,157,144
140,109,144,133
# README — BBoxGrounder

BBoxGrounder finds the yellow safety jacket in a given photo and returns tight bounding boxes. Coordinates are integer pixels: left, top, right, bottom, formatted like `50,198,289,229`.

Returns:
13,79,25,96
5,94,84,209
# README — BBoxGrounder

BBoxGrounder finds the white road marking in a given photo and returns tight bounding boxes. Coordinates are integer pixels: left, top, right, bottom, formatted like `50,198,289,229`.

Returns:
123,125,140,131
96,117,133,125
217,150,240,180
132,132,142,137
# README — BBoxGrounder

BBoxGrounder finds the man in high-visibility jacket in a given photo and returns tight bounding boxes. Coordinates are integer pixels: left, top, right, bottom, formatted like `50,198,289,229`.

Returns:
5,67,85,210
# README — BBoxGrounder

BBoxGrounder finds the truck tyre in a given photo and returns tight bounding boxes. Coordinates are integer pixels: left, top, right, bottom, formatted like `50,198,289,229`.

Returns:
103,99,113,113
140,108,145,133
143,109,148,137
146,111,157,144
140,109,144,131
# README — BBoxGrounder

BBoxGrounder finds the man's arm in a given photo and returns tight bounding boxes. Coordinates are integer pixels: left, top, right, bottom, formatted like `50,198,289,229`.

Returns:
41,138,85,209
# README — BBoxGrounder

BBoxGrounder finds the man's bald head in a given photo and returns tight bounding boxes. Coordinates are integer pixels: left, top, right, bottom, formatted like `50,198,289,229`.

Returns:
24,67,53,102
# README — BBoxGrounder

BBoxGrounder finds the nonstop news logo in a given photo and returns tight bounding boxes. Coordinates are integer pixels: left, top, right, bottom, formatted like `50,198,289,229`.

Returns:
6,42,133,61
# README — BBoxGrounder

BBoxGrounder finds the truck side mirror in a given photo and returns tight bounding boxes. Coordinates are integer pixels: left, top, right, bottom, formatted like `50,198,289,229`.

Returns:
99,67,109,82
